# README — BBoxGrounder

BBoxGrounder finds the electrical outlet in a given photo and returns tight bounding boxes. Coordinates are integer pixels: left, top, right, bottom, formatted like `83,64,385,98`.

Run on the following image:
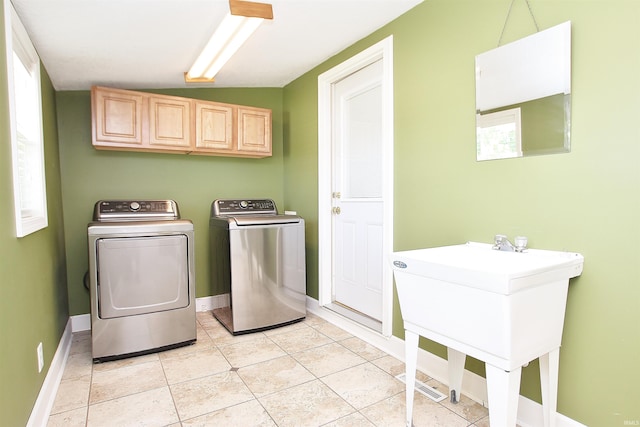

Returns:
37,342,44,373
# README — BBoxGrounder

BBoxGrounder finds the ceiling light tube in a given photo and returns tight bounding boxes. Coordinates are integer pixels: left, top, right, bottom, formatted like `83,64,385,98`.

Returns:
185,0,273,83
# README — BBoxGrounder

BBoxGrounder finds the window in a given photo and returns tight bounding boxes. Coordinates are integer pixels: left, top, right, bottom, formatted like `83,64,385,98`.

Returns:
4,2,47,237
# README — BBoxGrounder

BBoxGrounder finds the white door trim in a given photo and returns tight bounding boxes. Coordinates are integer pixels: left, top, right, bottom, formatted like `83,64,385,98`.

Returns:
317,36,394,337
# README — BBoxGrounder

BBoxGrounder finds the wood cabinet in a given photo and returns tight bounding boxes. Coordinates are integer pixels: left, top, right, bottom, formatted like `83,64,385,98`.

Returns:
148,95,191,150
92,87,145,148
91,86,272,158
194,101,233,151
192,101,272,157
237,107,272,155
92,86,191,153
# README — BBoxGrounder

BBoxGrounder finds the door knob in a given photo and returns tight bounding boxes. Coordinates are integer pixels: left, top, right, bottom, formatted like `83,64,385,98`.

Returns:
332,207,341,215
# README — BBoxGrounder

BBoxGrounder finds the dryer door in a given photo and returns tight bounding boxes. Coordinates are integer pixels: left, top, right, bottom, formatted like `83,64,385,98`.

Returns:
96,235,190,319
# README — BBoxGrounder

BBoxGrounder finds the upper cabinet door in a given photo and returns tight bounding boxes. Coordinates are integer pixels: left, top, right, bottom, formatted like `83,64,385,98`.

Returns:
92,87,144,146
237,107,272,154
194,101,233,150
148,96,192,150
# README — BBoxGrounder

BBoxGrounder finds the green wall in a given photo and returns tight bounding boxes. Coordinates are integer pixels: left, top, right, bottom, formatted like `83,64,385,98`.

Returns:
56,88,285,315
282,1,640,426
4,0,639,425
0,1,69,424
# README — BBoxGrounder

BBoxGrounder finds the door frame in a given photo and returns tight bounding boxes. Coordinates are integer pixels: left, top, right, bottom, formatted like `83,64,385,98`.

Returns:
317,36,394,337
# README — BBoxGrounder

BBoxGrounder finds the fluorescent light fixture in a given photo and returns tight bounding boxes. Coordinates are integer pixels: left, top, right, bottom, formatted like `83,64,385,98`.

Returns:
185,0,273,83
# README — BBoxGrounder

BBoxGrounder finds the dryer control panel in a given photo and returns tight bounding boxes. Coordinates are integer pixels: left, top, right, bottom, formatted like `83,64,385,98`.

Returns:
94,200,180,221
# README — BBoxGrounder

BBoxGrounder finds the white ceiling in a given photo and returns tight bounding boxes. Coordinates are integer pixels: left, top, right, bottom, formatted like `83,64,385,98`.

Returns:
11,0,423,91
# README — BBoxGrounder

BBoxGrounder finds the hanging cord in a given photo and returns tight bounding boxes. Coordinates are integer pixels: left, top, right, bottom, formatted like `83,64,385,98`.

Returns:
497,0,540,46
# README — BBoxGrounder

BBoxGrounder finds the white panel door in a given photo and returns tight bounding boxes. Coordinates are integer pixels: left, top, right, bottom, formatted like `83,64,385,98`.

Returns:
332,59,384,320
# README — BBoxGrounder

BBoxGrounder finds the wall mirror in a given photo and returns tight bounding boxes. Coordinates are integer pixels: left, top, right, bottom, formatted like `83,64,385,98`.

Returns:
475,21,571,161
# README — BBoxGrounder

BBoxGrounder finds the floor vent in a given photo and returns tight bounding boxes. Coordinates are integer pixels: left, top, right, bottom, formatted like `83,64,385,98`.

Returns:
395,373,447,402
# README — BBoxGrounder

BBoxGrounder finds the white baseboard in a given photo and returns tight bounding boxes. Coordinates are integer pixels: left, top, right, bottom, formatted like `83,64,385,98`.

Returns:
306,296,586,427
27,319,73,427
71,313,90,332
194,294,229,312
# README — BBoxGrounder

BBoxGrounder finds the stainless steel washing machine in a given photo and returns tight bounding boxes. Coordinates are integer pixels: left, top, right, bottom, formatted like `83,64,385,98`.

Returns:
209,198,306,334
87,200,196,362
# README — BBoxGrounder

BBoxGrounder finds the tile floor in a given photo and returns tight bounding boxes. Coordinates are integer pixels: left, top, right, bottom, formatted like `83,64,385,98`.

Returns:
47,311,492,426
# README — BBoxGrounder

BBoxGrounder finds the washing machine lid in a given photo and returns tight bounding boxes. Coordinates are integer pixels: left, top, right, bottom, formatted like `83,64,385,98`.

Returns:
231,215,301,226
94,200,180,222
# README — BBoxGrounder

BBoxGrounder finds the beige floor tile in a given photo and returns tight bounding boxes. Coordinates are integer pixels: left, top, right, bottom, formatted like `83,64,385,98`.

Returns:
89,360,167,404
361,391,469,427
218,335,287,368
259,380,354,427
465,415,523,427
196,325,212,341
321,363,404,410
438,387,489,423
161,346,231,384
370,354,406,377
50,320,505,427
311,322,354,341
293,342,366,378
372,355,432,385
50,375,91,414
262,320,308,337
267,326,333,354
170,371,254,420
61,352,93,381
301,312,328,327
91,352,159,373
47,407,87,427
86,386,178,427
322,412,375,426
69,332,92,356
203,321,265,346
196,310,218,325
339,336,388,361
237,355,315,397
181,399,276,426
157,338,212,361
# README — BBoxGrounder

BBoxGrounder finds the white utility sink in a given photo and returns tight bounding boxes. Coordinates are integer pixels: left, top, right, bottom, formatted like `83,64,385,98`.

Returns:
390,242,584,427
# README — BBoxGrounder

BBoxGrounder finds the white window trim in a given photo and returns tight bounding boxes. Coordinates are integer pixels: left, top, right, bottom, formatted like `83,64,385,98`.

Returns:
4,1,48,237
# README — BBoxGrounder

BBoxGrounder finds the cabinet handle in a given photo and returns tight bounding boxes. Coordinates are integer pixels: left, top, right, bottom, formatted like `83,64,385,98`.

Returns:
332,207,341,215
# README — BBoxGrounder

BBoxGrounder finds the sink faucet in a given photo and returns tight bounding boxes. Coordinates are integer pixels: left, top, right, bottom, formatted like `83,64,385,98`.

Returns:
493,234,527,252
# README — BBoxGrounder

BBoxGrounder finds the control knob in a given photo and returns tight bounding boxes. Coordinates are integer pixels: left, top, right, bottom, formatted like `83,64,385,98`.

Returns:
129,201,141,211
240,200,249,209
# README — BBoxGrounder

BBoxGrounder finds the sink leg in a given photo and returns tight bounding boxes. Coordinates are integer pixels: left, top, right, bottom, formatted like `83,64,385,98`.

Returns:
485,364,522,427
404,330,419,427
540,348,560,427
447,347,466,403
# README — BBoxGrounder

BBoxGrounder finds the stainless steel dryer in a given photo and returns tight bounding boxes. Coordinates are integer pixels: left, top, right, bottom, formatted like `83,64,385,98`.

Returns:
210,199,306,334
88,200,196,362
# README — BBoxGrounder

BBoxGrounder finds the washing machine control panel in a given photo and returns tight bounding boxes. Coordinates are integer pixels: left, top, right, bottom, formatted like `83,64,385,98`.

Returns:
93,200,180,221
213,199,277,216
